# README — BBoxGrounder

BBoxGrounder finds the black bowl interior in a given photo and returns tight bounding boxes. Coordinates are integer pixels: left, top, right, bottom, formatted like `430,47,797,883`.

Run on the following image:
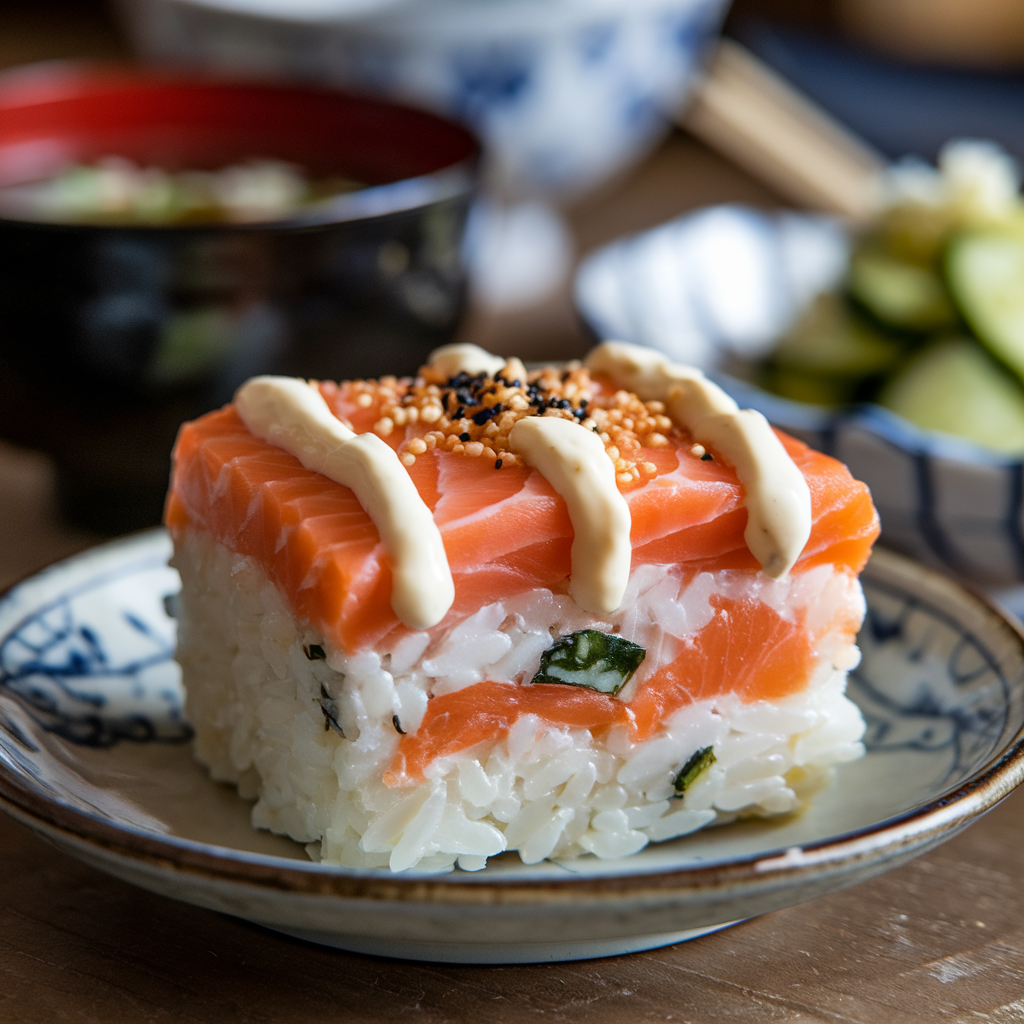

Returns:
0,64,479,192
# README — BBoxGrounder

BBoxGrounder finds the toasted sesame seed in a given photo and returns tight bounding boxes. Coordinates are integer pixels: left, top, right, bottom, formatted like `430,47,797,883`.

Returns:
336,358,690,480
690,444,706,458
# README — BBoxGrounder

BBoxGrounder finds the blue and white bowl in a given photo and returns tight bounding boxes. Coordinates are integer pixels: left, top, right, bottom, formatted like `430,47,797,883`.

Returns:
119,0,729,201
575,204,1024,590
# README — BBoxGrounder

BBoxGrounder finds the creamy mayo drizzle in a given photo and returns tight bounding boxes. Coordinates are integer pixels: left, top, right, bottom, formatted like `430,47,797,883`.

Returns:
428,343,527,386
428,343,506,379
585,341,812,578
234,376,454,631
509,416,632,614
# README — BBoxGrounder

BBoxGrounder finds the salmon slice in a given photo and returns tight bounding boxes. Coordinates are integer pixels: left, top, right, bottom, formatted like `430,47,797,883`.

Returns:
385,590,855,782
168,402,877,654
384,681,632,785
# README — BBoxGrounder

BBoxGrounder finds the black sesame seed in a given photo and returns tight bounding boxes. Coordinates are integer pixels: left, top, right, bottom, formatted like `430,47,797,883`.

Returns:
472,406,497,425
392,714,406,735
304,644,326,661
701,452,713,461
454,406,465,419
460,432,471,442
495,458,503,469
580,398,588,408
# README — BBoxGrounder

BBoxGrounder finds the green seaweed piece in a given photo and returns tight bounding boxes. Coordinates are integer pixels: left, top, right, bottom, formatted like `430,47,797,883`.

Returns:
531,629,645,695
673,746,716,797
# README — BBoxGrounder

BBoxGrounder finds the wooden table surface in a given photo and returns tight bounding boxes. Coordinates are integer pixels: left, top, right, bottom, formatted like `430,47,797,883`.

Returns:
3,4,1024,1021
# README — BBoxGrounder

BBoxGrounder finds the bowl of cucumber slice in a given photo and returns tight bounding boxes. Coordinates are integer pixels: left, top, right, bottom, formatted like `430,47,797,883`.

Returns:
575,140,1024,588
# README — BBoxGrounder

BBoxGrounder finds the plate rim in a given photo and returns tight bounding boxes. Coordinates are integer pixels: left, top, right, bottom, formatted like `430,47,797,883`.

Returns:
1,531,1023,905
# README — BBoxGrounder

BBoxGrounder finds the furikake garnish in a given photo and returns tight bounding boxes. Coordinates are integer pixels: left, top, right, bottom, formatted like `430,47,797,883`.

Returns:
673,746,715,797
304,643,326,661
530,629,646,695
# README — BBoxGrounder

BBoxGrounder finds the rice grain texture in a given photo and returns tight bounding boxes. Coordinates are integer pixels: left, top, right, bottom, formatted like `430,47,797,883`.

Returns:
173,530,866,873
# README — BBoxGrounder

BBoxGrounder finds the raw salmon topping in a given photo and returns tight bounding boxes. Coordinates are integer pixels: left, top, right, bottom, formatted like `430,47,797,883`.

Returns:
167,392,878,656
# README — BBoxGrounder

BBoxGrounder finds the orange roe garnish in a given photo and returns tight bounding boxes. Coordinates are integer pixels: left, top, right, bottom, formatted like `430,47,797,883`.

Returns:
336,361,690,485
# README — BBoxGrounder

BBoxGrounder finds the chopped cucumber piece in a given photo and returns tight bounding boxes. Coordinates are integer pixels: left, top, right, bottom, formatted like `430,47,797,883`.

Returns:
879,338,1024,454
673,746,715,797
849,251,957,331
531,630,645,695
947,230,1024,382
774,293,906,378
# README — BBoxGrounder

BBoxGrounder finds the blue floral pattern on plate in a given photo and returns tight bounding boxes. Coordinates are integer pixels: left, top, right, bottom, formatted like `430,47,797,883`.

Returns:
0,548,188,748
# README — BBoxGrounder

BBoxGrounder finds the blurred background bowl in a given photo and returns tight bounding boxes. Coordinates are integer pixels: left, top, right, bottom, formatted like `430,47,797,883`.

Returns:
575,204,1024,590
118,0,729,200
0,63,480,534
115,0,731,308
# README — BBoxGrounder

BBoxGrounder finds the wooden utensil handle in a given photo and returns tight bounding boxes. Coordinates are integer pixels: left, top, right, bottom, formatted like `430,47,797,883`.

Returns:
680,40,885,224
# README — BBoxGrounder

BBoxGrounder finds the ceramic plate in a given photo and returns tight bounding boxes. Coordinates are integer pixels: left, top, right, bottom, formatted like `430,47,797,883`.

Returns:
1,531,1023,964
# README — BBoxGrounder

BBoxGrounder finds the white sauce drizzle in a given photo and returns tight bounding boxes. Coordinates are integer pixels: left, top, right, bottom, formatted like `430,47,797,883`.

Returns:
585,340,812,578
234,376,455,631
428,343,527,385
509,416,632,614
428,343,506,379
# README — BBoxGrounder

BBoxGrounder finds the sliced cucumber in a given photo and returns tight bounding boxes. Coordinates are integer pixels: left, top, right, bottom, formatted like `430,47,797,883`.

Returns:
774,292,906,377
849,250,957,331
878,338,1024,454
947,230,1024,382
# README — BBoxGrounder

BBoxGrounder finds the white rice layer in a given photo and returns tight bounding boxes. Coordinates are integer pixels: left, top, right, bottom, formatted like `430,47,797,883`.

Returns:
173,530,867,873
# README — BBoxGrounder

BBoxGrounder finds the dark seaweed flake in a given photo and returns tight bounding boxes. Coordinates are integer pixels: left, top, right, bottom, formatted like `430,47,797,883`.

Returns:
318,684,345,739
